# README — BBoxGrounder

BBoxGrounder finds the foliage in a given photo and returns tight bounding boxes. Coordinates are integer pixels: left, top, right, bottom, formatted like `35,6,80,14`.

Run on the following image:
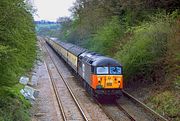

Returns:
0,85,31,121
88,16,125,56
36,22,61,37
115,14,173,82
174,76,180,89
58,0,180,46
0,0,36,86
0,0,36,120
147,91,180,120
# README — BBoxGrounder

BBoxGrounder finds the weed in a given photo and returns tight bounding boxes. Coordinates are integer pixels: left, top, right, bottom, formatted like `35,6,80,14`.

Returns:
147,91,180,120
0,85,31,121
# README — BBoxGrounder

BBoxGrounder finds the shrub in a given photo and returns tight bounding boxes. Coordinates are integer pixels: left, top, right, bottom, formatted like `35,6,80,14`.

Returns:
147,91,180,120
89,16,125,56
0,0,36,120
115,14,173,83
0,86,31,121
0,0,36,86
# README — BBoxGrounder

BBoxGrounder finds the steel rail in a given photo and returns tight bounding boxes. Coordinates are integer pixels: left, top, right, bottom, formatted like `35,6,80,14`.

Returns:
122,90,168,121
94,98,136,121
94,98,116,121
44,43,89,121
44,61,67,121
115,101,136,121
40,39,67,121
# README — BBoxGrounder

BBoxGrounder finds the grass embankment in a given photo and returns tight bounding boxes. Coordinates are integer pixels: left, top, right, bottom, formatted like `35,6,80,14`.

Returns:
0,0,36,120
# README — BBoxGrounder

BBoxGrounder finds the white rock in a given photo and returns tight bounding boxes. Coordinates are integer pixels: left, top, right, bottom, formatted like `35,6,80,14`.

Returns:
19,76,29,85
20,86,39,101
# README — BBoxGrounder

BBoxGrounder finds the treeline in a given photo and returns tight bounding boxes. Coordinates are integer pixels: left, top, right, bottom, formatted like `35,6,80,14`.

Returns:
34,20,60,24
59,0,180,45
59,0,180,119
35,21,61,38
0,0,36,120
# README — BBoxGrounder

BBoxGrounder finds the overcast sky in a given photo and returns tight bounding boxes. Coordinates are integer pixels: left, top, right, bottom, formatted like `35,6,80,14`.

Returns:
33,0,76,21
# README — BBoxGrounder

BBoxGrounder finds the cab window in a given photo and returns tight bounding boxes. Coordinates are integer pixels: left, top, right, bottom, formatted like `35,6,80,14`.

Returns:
96,67,108,74
110,67,122,74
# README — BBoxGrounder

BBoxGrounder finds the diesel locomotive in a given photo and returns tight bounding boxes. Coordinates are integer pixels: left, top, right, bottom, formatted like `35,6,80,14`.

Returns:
45,38,123,98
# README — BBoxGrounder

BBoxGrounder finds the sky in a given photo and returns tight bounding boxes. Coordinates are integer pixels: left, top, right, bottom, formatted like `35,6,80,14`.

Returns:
33,0,76,21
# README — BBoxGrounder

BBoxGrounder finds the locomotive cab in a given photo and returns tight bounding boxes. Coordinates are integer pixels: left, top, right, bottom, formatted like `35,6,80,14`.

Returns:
78,52,123,97
91,57,123,97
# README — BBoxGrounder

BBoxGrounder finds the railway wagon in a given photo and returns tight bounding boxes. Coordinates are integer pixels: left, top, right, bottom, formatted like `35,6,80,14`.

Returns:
46,38,86,72
67,46,86,72
46,38,123,98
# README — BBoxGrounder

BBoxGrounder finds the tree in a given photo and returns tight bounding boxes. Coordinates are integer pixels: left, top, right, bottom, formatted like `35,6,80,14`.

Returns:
0,0,36,86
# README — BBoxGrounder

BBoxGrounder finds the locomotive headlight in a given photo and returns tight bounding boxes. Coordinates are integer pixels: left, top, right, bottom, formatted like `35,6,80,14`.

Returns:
118,81,121,86
117,78,121,85
98,77,101,84
117,78,121,81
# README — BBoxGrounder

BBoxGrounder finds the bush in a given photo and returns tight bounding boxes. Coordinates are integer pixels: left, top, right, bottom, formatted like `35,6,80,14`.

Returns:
0,86,31,121
0,0,36,120
147,91,180,120
115,14,173,83
88,16,125,56
0,0,36,86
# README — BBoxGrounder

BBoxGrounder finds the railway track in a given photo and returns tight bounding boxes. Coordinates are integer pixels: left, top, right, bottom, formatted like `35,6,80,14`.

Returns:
40,39,89,121
44,61,66,121
122,90,169,121
93,97,136,121
95,92,168,121
115,101,136,121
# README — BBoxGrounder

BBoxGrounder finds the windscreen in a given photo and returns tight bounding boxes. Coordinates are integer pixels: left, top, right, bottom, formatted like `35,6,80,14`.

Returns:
96,67,109,74
110,67,122,75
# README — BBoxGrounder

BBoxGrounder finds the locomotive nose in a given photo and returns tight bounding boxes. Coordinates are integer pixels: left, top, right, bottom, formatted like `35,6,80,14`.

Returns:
92,75,123,89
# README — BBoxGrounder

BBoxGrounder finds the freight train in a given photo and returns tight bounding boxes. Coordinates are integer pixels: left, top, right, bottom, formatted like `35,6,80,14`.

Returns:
45,38,123,98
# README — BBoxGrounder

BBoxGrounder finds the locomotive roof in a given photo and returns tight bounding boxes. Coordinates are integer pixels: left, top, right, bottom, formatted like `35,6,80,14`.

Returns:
80,52,121,66
92,56,121,66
